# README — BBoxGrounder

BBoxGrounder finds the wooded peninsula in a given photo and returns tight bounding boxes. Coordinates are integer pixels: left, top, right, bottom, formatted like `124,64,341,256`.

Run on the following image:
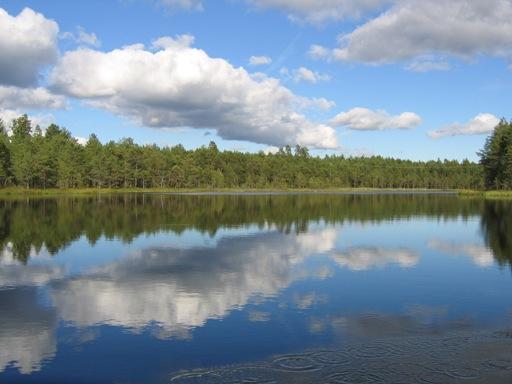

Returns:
0,115,511,191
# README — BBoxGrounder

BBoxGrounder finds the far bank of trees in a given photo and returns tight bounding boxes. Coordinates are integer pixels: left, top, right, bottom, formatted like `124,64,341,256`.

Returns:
0,114,492,190
479,119,512,190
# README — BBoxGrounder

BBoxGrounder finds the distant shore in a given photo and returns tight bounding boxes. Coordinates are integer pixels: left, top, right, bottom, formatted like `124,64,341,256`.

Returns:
0,187,510,198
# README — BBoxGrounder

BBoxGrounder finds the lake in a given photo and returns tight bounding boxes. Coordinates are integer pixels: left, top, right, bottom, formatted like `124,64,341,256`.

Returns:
0,193,511,383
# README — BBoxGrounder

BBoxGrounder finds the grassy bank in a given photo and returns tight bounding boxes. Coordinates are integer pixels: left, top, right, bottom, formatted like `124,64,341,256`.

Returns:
0,187,510,198
457,190,512,199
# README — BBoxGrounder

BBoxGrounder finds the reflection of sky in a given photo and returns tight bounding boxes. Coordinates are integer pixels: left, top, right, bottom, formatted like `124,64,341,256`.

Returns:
27,224,278,275
1,216,512,382
0,288,57,375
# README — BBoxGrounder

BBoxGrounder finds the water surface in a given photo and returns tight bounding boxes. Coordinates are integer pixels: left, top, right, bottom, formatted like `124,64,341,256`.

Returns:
0,193,511,383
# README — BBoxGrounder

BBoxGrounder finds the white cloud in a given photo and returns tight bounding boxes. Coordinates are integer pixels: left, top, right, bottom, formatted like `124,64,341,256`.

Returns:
293,67,330,83
428,113,500,138
0,7,59,87
158,0,204,12
249,55,272,66
0,85,66,132
0,109,56,131
0,110,22,127
331,107,422,130
152,34,195,49
247,0,390,24
50,35,338,149
300,97,335,111
263,146,280,154
75,136,88,146
0,86,66,110
405,59,450,73
61,26,101,47
324,0,512,66
308,44,331,60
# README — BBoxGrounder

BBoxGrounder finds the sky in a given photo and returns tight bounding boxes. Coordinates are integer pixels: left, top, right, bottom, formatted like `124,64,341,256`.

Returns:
0,0,511,161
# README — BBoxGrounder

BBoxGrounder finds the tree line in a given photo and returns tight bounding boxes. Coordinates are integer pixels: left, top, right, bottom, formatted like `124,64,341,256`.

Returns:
479,119,512,190
0,114,499,190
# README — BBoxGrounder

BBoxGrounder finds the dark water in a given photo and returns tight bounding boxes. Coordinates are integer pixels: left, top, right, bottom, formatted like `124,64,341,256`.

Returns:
0,193,511,383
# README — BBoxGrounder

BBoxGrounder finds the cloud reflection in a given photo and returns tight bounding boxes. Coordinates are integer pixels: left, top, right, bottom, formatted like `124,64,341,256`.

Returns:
428,240,495,267
331,247,419,271
49,229,336,338
0,288,57,374
0,225,421,374
0,243,65,288
43,229,421,338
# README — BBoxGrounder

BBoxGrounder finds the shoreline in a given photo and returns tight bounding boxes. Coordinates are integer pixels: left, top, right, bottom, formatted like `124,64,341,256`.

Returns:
0,187,509,198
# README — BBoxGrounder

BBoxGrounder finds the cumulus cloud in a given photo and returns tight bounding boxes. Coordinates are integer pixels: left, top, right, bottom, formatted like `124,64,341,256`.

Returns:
247,0,390,24
50,35,338,149
61,26,101,47
0,86,66,110
322,0,512,67
75,136,88,146
0,85,66,132
158,0,204,12
331,107,422,130
249,55,272,66
0,109,56,131
0,7,59,87
282,67,330,83
152,34,195,49
0,110,22,127
405,59,451,73
428,113,500,138
308,44,331,60
263,146,280,154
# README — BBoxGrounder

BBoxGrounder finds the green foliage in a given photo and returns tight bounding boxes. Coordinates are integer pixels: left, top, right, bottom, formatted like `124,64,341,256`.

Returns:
479,119,512,190
0,114,486,190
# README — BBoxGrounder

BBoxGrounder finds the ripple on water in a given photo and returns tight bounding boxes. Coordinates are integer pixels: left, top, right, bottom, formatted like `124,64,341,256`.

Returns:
271,354,322,372
169,331,512,383
482,358,512,371
346,342,398,359
310,350,352,366
417,370,452,384
447,366,481,380
324,370,388,384
220,366,278,384
385,362,426,377
170,370,221,383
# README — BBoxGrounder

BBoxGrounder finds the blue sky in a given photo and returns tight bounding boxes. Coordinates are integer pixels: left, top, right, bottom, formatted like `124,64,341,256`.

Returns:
0,0,511,161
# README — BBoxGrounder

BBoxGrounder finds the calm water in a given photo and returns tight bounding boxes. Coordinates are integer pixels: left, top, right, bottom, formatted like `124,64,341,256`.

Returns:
0,193,511,383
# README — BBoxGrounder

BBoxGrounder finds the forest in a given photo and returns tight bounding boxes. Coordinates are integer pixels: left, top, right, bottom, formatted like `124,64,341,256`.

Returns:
0,114,509,190
478,119,512,190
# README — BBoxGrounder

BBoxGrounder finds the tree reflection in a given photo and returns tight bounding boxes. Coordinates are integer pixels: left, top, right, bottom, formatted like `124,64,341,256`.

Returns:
481,200,512,268
0,193,483,263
